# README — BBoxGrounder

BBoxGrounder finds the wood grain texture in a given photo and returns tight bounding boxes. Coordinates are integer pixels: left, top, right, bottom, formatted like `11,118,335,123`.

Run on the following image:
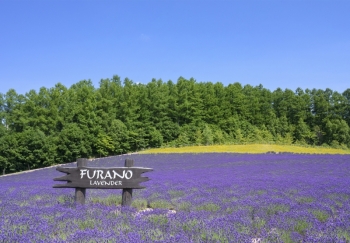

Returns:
53,167,152,189
122,159,134,206
75,158,87,204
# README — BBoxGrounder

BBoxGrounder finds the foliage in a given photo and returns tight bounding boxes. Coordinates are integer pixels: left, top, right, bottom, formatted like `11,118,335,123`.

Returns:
0,76,350,173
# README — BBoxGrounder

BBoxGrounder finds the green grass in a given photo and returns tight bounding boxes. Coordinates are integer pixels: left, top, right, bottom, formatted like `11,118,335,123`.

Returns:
32,195,44,201
131,198,148,210
337,229,350,242
266,204,290,216
148,214,168,226
280,231,293,243
182,219,199,231
149,192,160,199
294,220,309,235
168,190,185,199
145,228,165,241
174,201,192,211
235,223,251,234
149,199,173,209
256,190,267,195
76,218,96,230
140,144,350,154
196,203,220,212
201,231,229,243
297,196,314,204
253,217,266,230
58,232,68,241
57,195,74,204
12,224,29,235
312,210,329,223
17,201,29,207
222,196,238,203
90,195,121,206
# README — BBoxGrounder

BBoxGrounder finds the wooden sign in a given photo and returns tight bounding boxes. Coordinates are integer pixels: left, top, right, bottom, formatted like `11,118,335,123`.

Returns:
53,158,152,206
53,167,152,189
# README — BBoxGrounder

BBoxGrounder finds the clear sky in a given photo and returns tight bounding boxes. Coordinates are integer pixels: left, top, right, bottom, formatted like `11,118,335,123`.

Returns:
1,0,349,95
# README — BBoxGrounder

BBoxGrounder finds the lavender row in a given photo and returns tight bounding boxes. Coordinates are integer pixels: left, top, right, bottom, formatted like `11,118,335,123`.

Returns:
1,153,350,242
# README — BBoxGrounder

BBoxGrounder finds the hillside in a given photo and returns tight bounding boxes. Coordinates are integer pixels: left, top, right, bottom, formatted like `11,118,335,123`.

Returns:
141,144,350,154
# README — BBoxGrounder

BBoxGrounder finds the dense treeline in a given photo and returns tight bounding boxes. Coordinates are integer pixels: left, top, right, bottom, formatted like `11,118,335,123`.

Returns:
1,76,350,174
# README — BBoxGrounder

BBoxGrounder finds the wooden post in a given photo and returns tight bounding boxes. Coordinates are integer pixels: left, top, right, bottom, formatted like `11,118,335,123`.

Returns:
122,158,133,206
75,158,87,204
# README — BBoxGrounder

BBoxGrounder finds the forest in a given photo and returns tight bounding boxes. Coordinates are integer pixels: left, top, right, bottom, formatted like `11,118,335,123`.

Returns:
0,76,350,174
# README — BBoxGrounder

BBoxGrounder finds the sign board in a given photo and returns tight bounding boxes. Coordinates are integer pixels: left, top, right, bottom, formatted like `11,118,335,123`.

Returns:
53,166,152,189
53,158,153,206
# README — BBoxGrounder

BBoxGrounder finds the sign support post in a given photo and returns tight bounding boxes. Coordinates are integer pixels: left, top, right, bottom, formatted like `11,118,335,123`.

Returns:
122,158,133,206
75,158,87,204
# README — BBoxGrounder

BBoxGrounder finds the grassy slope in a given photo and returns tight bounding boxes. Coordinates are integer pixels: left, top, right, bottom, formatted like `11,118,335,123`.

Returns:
140,144,350,154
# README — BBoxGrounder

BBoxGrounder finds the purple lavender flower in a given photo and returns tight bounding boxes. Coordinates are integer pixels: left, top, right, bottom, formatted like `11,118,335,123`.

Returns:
1,153,350,242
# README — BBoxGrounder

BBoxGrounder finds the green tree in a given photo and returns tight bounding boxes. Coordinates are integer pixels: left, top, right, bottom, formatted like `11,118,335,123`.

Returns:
324,118,350,147
57,123,88,163
201,82,220,125
0,130,20,174
294,119,314,145
234,129,244,144
148,127,163,148
15,128,56,170
176,132,190,147
0,130,18,174
225,82,246,117
213,129,225,145
202,125,213,145
119,78,141,129
342,88,350,125
108,119,129,154
95,76,122,133
194,129,203,145
96,133,114,157
176,77,203,125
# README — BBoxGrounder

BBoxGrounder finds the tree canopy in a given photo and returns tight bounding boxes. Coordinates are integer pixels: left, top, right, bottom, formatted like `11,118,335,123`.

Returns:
1,76,350,174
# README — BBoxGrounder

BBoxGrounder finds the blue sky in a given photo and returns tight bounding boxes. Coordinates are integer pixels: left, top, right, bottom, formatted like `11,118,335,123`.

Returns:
1,0,349,95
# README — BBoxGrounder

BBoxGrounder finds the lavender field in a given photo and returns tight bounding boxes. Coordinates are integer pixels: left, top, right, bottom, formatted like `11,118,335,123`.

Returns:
1,153,350,243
